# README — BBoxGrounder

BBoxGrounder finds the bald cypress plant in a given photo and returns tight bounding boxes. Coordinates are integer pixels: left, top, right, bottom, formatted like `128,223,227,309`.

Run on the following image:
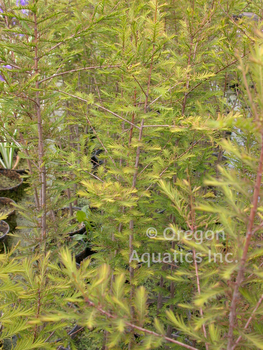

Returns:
1,0,263,349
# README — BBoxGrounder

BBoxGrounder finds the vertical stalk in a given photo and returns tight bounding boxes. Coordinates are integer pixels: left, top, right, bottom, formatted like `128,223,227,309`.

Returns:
128,118,144,350
18,132,40,209
129,118,144,277
66,188,73,216
227,133,263,350
129,88,136,145
188,175,209,350
157,274,164,316
182,40,197,115
34,9,47,248
166,241,175,338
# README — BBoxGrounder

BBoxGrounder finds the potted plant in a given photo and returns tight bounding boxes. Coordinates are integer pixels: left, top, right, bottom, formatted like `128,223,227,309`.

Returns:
0,169,23,200
0,197,16,231
0,126,20,170
0,220,9,243
0,197,15,216
0,127,24,200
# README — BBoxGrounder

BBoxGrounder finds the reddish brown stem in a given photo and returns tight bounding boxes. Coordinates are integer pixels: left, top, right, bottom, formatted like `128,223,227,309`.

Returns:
232,293,263,349
227,134,263,349
66,189,73,217
38,65,120,84
129,88,136,145
34,10,47,247
73,274,200,350
33,287,41,342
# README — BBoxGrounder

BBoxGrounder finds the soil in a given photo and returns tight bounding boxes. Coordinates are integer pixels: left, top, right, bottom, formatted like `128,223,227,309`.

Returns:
0,174,20,189
0,205,12,216
0,200,14,217
0,221,8,237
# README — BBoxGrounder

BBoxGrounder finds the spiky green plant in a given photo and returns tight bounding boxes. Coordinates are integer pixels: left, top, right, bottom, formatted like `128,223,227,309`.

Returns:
0,127,19,169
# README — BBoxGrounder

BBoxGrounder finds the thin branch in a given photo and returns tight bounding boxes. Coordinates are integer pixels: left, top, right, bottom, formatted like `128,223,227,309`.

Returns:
247,261,263,279
159,136,204,178
85,115,116,166
232,293,263,349
72,273,201,350
129,119,144,328
64,160,104,182
94,103,140,130
44,330,56,343
55,89,140,129
251,221,263,235
93,75,102,104
148,81,183,107
55,90,173,128
192,6,217,39
39,65,120,84
33,288,42,342
132,119,144,189
132,75,147,98
241,60,259,123
143,136,204,193
143,124,171,128
39,22,96,58
126,321,200,350
187,174,208,350
172,54,247,107
34,10,47,247
41,0,121,58
68,326,84,338
138,137,172,176
182,40,197,115
129,88,136,145
227,133,263,349
220,6,255,43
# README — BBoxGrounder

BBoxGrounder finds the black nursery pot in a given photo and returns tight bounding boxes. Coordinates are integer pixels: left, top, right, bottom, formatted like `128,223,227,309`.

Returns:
0,169,23,200
0,197,16,216
54,206,86,236
0,197,17,232
0,220,10,243
75,246,96,264
15,168,29,175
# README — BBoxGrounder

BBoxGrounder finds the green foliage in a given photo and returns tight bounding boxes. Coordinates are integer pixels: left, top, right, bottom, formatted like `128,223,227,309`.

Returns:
1,0,263,349
0,127,19,169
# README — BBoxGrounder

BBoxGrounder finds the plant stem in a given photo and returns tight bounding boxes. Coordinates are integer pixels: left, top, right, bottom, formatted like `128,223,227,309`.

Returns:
232,293,263,349
227,133,263,350
188,174,209,350
75,277,201,350
34,9,47,249
67,189,73,216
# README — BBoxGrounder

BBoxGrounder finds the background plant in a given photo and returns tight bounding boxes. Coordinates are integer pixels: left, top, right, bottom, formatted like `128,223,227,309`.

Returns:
0,126,19,169
0,0,263,349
